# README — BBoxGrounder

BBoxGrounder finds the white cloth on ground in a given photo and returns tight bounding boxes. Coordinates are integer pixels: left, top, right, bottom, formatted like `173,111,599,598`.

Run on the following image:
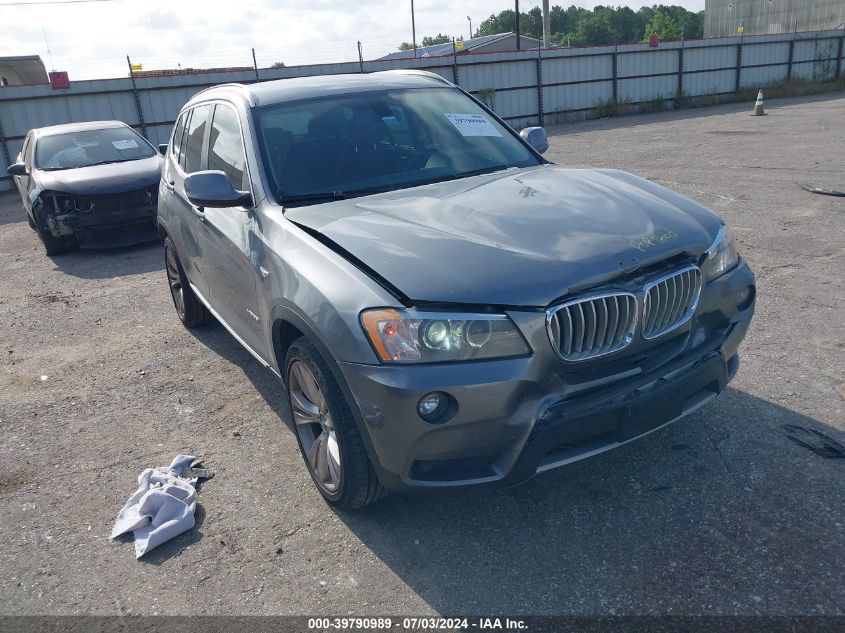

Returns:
111,454,200,559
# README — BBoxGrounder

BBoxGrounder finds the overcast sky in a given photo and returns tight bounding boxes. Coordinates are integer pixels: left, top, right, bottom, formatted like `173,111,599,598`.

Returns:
2,0,705,80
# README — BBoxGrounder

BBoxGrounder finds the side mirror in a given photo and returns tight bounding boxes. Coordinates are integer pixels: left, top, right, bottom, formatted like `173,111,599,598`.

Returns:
520,127,549,155
158,143,168,156
7,162,27,176
184,170,253,209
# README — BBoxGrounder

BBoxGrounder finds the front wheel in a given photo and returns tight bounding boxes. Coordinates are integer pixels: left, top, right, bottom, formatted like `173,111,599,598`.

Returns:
285,338,386,510
33,208,74,255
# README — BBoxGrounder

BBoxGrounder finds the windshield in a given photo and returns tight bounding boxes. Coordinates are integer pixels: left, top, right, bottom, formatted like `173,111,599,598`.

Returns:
35,127,156,170
253,87,541,205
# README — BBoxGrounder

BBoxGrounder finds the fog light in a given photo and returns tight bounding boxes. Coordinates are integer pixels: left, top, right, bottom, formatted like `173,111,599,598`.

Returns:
737,285,755,310
418,392,448,421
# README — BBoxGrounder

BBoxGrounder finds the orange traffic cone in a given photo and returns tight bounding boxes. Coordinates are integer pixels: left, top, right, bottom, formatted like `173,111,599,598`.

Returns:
752,89,766,116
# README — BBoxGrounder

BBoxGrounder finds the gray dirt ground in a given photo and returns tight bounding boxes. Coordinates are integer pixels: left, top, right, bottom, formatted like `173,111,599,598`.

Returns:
0,94,843,616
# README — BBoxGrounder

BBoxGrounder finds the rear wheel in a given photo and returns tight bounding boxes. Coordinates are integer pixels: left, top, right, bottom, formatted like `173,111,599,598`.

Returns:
164,236,211,328
285,338,386,510
33,208,74,255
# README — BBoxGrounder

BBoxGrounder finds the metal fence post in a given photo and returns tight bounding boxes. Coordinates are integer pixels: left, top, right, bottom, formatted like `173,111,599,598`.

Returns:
612,47,619,104
252,48,260,82
536,39,544,126
787,35,795,79
0,117,11,169
677,43,684,99
126,56,148,138
452,38,459,85
734,40,743,92
836,31,844,79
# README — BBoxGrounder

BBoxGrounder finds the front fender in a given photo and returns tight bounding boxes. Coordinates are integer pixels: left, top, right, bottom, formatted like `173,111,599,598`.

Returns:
256,204,400,368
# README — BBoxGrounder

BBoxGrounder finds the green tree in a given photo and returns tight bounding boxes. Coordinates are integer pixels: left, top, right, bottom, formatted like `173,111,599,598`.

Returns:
270,61,285,69
521,7,544,38
644,11,683,41
608,6,641,43
475,9,516,37
398,33,453,51
472,4,704,48
549,5,586,37
421,33,452,46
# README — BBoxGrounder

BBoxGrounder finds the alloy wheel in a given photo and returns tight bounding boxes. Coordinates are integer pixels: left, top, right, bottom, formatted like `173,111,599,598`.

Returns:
165,247,185,317
288,360,342,493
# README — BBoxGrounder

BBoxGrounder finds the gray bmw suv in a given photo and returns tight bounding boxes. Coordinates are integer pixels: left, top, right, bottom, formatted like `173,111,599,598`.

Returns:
158,71,755,509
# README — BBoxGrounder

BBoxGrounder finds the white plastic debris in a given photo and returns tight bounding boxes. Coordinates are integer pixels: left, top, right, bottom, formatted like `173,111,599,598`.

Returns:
111,454,210,559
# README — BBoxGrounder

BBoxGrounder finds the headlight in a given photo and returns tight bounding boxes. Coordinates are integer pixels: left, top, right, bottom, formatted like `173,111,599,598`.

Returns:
360,308,530,363
50,194,86,214
701,226,739,283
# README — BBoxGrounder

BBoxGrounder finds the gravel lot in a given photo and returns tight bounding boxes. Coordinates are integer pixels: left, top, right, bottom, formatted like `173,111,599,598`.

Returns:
1,94,843,617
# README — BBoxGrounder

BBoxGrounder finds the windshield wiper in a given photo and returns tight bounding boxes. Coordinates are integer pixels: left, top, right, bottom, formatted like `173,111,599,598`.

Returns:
407,164,514,189
280,188,396,205
456,164,514,179
84,158,142,167
280,191,349,204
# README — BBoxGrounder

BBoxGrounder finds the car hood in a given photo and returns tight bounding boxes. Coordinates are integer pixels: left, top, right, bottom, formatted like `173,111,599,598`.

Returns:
35,155,162,196
285,166,723,307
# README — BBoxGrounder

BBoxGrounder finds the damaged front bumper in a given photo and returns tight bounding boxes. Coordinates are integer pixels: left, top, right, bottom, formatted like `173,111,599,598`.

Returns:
38,187,159,248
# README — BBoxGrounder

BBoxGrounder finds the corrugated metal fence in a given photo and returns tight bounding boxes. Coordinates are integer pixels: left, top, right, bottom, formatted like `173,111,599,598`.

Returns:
2,28,843,191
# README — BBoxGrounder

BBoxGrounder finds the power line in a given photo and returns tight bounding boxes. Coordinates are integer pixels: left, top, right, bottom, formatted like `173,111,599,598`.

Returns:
0,0,114,5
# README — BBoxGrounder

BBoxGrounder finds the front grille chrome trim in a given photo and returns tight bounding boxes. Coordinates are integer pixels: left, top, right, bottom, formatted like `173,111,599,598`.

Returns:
641,265,702,340
546,291,638,362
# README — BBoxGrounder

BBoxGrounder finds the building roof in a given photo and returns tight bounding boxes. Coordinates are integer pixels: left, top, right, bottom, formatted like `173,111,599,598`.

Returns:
378,32,541,61
0,55,49,85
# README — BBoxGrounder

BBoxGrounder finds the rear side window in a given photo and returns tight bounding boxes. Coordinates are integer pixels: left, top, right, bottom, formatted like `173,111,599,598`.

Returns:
208,104,248,191
183,105,211,174
171,112,187,162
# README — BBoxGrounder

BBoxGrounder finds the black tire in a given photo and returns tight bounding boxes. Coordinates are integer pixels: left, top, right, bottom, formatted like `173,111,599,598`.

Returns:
285,337,386,510
33,208,74,255
164,236,212,328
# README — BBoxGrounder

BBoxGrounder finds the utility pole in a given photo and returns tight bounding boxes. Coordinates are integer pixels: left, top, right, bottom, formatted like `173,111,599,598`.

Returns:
467,16,472,39
515,0,521,50
411,0,417,58
542,0,550,49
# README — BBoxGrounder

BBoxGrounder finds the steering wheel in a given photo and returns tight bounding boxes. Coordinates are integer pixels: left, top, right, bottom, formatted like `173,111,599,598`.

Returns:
332,125,385,180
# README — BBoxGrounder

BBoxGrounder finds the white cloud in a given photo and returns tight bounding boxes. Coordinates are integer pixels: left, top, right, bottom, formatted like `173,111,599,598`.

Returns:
0,0,705,80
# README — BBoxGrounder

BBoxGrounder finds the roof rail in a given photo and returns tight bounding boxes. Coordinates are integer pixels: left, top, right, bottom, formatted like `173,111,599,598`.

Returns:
190,82,255,106
374,69,454,87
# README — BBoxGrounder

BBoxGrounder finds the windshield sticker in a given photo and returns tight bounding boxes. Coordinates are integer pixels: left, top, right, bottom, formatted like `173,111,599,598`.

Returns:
444,113,502,137
112,139,139,150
